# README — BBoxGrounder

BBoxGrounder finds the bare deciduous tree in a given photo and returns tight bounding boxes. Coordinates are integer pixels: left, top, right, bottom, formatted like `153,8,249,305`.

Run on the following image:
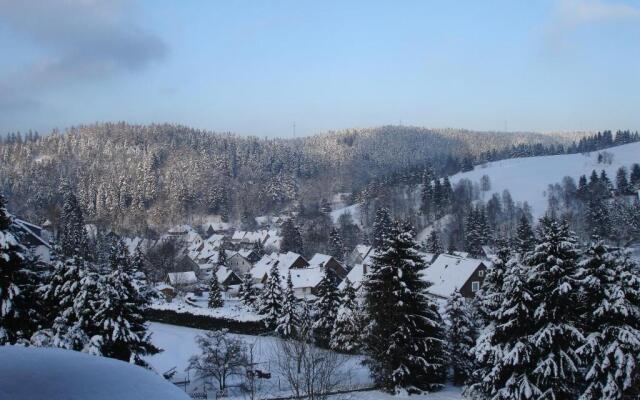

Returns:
188,329,247,392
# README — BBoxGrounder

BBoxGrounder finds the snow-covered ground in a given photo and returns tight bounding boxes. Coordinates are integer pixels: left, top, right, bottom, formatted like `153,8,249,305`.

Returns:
334,387,463,399
145,322,373,399
151,293,263,322
449,142,640,218
0,345,189,400
331,203,363,227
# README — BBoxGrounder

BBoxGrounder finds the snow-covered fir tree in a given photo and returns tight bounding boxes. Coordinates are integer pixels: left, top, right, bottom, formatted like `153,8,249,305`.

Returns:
276,272,300,338
515,214,535,254
312,269,340,348
363,221,447,393
217,245,227,267
574,240,640,400
0,194,38,344
59,181,91,260
470,255,538,400
328,227,344,260
93,239,158,365
280,218,304,255
42,253,99,352
208,269,224,308
473,243,510,323
239,273,258,309
330,277,361,353
524,216,583,398
258,263,283,329
446,291,475,386
372,207,392,249
425,230,444,255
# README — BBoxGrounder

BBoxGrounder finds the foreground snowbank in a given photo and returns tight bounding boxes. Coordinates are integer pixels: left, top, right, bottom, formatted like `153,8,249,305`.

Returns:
0,345,189,400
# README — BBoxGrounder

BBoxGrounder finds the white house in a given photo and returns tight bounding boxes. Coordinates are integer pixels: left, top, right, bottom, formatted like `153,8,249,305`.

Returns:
249,251,309,283
421,254,487,299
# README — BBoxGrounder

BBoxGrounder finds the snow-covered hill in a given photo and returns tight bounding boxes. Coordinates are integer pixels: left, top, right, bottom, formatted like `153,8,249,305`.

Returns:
449,142,640,218
0,346,189,400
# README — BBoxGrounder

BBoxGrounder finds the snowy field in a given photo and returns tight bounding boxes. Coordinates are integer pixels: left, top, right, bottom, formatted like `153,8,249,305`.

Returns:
145,322,374,399
449,141,640,218
332,142,640,222
151,293,263,322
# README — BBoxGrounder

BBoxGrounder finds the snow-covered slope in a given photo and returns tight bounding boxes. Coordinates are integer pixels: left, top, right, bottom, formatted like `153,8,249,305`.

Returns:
0,346,189,400
449,142,640,218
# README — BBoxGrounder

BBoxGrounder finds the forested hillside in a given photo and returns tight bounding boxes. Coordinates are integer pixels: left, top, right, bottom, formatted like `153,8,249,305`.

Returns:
0,122,631,235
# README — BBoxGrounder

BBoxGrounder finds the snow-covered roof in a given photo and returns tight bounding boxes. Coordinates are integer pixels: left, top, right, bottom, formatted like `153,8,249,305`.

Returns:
308,253,333,267
354,245,372,259
232,231,246,240
452,251,469,258
155,283,174,291
167,271,198,285
0,346,189,400
250,252,306,281
339,263,369,290
421,254,485,298
288,267,324,289
168,224,193,235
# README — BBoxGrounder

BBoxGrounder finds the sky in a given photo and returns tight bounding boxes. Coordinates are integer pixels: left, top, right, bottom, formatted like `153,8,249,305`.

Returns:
0,0,639,137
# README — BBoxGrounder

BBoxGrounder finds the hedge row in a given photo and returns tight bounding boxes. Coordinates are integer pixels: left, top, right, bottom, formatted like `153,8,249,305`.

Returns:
146,308,269,335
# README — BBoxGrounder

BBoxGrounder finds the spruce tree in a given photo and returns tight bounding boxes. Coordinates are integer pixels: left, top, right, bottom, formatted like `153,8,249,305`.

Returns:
524,217,583,399
328,227,344,260
630,163,640,188
312,270,340,348
280,218,304,254
420,170,434,218
258,263,283,329
217,245,227,267
59,181,90,260
276,272,300,338
363,222,447,393
446,291,475,386
239,273,258,309
465,207,483,257
94,239,158,364
473,244,510,324
515,213,535,254
208,269,224,308
574,241,640,399
425,230,444,255
615,167,630,195
472,255,539,399
330,278,361,353
372,207,392,249
0,194,37,344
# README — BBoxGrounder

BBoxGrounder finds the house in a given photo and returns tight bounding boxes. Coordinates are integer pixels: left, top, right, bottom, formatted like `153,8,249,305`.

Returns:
166,271,198,287
175,254,200,274
308,253,348,280
348,245,373,266
249,252,309,283
199,265,243,288
288,267,325,298
227,251,254,275
12,218,52,262
339,262,370,292
421,254,488,299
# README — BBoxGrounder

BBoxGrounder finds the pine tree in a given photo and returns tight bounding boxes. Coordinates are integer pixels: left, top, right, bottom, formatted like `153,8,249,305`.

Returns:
471,255,539,400
446,291,475,386
328,227,344,260
59,181,90,260
574,241,640,400
312,270,340,348
473,244,509,324
363,222,447,393
280,219,304,255
330,278,361,353
0,194,37,344
217,245,228,267
276,272,300,338
524,217,583,398
93,239,158,364
208,269,224,308
630,163,640,188
465,207,483,257
239,273,258,309
586,196,611,238
420,170,434,218
515,214,535,254
372,207,392,249
615,167,631,195
425,230,444,255
252,240,265,258
42,254,99,352
258,264,283,329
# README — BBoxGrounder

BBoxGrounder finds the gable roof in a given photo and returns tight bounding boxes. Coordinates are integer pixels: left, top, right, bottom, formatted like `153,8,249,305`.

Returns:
287,267,324,290
12,218,51,248
250,251,307,281
167,271,198,285
421,254,485,298
354,245,372,259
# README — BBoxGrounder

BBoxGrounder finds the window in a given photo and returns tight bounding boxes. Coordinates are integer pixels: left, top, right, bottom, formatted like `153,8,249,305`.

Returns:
471,281,480,292
478,270,484,277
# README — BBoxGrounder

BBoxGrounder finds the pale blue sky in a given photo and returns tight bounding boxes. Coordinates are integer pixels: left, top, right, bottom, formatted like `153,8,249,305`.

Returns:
0,0,639,136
